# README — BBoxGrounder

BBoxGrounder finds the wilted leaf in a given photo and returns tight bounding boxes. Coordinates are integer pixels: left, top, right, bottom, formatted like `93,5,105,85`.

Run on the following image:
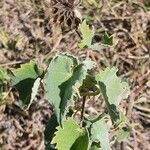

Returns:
59,63,89,121
51,118,89,150
79,20,94,48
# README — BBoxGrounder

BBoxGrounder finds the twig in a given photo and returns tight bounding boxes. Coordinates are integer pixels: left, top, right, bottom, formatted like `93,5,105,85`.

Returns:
134,105,150,113
75,28,82,40
80,96,86,127
51,34,62,52
0,60,24,67
87,50,100,71
7,104,29,117
128,55,149,60
45,34,62,59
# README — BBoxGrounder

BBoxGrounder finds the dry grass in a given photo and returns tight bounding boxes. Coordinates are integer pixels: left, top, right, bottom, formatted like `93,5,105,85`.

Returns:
0,0,150,149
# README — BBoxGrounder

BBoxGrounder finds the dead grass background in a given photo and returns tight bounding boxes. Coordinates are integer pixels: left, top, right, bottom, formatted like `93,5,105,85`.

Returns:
0,0,150,150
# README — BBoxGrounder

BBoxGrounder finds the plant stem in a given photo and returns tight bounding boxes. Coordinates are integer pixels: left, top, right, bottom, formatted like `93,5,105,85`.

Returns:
80,96,86,127
75,29,82,39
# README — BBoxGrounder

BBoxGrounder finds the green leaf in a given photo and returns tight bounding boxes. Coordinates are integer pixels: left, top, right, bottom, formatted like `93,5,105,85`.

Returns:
91,118,111,150
79,20,94,48
114,112,130,142
115,112,127,128
86,0,98,6
80,75,99,97
0,28,9,49
89,142,101,150
96,67,130,123
116,126,130,142
71,128,89,150
147,76,150,87
0,68,9,104
59,63,89,121
11,61,40,86
146,5,150,11
0,68,9,85
83,59,95,70
44,54,90,123
10,62,41,108
27,77,41,109
83,15,94,22
96,67,130,106
101,32,113,46
44,114,59,150
51,118,89,150
44,54,77,122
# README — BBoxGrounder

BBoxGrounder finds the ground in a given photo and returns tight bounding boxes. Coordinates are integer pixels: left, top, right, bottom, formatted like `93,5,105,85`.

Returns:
0,0,150,150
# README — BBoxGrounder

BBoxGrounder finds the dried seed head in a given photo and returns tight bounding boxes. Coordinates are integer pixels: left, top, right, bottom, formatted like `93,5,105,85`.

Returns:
51,0,81,29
